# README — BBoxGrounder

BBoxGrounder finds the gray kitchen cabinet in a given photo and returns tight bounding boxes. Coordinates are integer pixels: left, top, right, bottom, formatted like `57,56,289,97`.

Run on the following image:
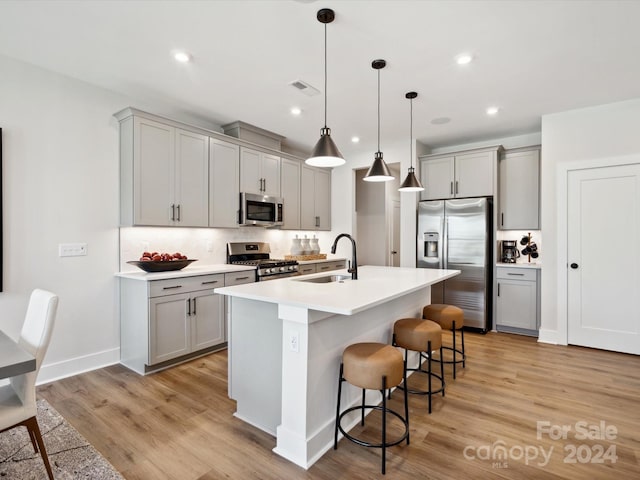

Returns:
498,147,540,230
120,273,228,374
419,146,501,201
296,260,346,276
240,147,281,197
496,267,540,336
117,110,209,227
209,138,240,228
301,165,331,230
280,158,301,230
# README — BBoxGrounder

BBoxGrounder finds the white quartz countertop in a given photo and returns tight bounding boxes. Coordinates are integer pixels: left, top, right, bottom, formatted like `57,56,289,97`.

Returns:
215,265,459,316
496,262,542,269
115,264,255,281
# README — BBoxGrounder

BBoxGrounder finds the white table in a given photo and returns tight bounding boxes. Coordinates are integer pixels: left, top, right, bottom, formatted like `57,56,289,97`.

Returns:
0,330,35,379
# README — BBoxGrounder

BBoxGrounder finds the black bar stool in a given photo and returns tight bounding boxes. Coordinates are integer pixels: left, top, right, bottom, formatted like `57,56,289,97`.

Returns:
423,304,466,379
334,342,409,475
392,318,445,413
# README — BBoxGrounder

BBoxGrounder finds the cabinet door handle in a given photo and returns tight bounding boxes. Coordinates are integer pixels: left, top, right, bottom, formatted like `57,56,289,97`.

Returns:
455,181,459,194
501,212,504,226
162,285,183,290
177,204,181,222
201,280,219,285
315,216,320,227
234,276,250,281
187,298,191,316
171,204,176,221
320,266,330,270
507,272,525,276
450,182,453,195
497,283,500,296
192,297,196,316
263,178,266,192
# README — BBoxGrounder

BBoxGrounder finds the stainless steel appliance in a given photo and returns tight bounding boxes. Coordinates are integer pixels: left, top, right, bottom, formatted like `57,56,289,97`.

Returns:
417,198,493,332
227,242,298,281
239,193,284,227
501,240,520,263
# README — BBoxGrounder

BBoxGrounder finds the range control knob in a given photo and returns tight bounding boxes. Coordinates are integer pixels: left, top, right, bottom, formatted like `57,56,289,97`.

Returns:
280,267,286,272
263,268,271,274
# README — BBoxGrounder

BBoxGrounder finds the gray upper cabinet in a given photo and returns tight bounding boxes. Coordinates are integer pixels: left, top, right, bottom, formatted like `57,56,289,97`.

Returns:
498,147,540,230
117,110,209,227
209,138,240,228
301,165,331,231
240,147,281,197
280,158,301,230
419,147,500,201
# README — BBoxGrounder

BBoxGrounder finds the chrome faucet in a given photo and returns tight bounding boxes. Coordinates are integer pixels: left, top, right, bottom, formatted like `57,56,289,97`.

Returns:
331,233,358,280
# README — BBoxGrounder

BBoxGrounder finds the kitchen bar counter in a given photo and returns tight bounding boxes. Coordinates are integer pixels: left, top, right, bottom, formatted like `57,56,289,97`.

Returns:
215,266,459,469
115,264,254,281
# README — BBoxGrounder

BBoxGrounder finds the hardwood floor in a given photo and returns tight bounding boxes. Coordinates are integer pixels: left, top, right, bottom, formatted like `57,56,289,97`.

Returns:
38,332,640,479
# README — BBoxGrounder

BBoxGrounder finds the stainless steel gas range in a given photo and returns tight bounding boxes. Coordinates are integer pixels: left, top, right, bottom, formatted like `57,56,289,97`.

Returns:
227,242,299,281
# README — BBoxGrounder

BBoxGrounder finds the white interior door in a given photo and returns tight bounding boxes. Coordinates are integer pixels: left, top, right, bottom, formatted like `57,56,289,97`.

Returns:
567,164,640,354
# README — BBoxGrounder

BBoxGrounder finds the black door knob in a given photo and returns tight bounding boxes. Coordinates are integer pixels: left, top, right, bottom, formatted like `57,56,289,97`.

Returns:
570,263,579,269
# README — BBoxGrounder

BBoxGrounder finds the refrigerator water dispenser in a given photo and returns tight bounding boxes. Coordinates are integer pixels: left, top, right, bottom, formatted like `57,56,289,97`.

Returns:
424,232,439,257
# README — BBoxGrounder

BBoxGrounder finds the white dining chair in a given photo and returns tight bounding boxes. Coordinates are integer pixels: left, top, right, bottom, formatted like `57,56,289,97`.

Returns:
0,289,58,480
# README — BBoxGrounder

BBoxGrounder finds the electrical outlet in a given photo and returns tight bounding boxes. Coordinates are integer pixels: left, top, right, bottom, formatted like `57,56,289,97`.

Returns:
59,243,88,257
206,240,214,253
141,241,150,251
289,331,299,353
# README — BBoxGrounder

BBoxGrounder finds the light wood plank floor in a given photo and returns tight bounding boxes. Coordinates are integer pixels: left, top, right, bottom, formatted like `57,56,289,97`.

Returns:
39,332,640,479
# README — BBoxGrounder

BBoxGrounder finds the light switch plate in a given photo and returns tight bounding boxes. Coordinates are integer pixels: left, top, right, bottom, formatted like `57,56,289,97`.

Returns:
59,243,88,257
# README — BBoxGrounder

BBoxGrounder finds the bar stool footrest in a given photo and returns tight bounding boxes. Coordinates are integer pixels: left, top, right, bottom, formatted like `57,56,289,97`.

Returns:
431,345,465,365
337,405,409,449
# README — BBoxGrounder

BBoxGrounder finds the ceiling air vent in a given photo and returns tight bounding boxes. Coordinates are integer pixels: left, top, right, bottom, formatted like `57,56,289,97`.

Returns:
289,79,321,97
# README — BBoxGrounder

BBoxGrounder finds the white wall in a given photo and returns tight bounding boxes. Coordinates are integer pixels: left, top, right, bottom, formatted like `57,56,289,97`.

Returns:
0,55,126,382
540,98,640,344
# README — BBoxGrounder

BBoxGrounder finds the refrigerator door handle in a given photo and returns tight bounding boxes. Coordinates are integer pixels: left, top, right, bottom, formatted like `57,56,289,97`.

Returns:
443,213,448,269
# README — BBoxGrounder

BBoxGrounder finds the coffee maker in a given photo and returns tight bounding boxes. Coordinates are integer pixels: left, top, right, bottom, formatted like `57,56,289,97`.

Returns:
501,240,519,263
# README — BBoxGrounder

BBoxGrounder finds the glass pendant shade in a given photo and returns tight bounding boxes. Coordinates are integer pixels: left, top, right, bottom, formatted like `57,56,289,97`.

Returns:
307,127,345,167
364,151,394,182
399,166,424,191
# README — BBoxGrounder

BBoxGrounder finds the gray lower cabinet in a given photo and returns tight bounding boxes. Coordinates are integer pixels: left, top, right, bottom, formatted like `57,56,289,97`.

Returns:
496,267,540,336
297,260,346,276
121,272,254,374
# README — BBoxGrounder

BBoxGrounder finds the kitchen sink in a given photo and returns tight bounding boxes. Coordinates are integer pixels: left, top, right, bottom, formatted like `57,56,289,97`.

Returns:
296,274,351,284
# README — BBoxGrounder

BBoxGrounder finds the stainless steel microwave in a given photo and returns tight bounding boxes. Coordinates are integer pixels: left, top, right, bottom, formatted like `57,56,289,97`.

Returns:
239,193,284,227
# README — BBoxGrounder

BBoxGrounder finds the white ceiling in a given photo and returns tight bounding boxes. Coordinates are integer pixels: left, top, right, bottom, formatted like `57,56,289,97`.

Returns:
1,0,640,158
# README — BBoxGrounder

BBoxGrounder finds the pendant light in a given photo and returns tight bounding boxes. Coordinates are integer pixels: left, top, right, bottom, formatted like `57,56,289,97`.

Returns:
306,8,345,168
399,91,424,192
363,59,394,182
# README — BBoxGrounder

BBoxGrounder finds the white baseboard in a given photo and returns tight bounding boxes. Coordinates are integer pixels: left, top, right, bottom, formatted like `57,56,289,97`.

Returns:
537,329,559,345
37,348,120,385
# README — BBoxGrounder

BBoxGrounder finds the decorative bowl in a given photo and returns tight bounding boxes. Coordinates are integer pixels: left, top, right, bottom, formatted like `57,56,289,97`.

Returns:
127,259,197,272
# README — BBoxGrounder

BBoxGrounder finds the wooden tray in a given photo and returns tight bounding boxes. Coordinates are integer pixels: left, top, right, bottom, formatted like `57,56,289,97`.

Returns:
284,254,327,261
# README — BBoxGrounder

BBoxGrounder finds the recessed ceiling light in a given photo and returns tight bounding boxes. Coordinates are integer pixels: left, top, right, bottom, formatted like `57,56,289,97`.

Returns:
351,136,360,143
456,53,473,65
431,117,451,125
174,51,191,63
486,106,500,116
290,107,302,116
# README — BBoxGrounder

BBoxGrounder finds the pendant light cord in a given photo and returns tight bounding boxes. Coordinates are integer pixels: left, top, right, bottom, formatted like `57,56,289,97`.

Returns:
377,68,381,152
410,96,413,168
323,23,328,129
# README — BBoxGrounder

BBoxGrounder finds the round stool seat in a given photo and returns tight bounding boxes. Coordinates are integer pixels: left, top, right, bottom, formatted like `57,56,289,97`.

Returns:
394,318,442,352
423,304,464,330
343,343,404,391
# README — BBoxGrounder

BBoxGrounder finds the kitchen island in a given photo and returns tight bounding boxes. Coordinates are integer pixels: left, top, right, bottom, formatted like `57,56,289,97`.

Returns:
214,265,459,469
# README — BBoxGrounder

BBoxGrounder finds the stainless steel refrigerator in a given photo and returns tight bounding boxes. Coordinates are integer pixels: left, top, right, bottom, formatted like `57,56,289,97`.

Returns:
417,197,493,332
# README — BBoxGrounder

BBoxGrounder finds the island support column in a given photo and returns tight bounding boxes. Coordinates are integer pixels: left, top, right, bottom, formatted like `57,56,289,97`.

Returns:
273,287,430,469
